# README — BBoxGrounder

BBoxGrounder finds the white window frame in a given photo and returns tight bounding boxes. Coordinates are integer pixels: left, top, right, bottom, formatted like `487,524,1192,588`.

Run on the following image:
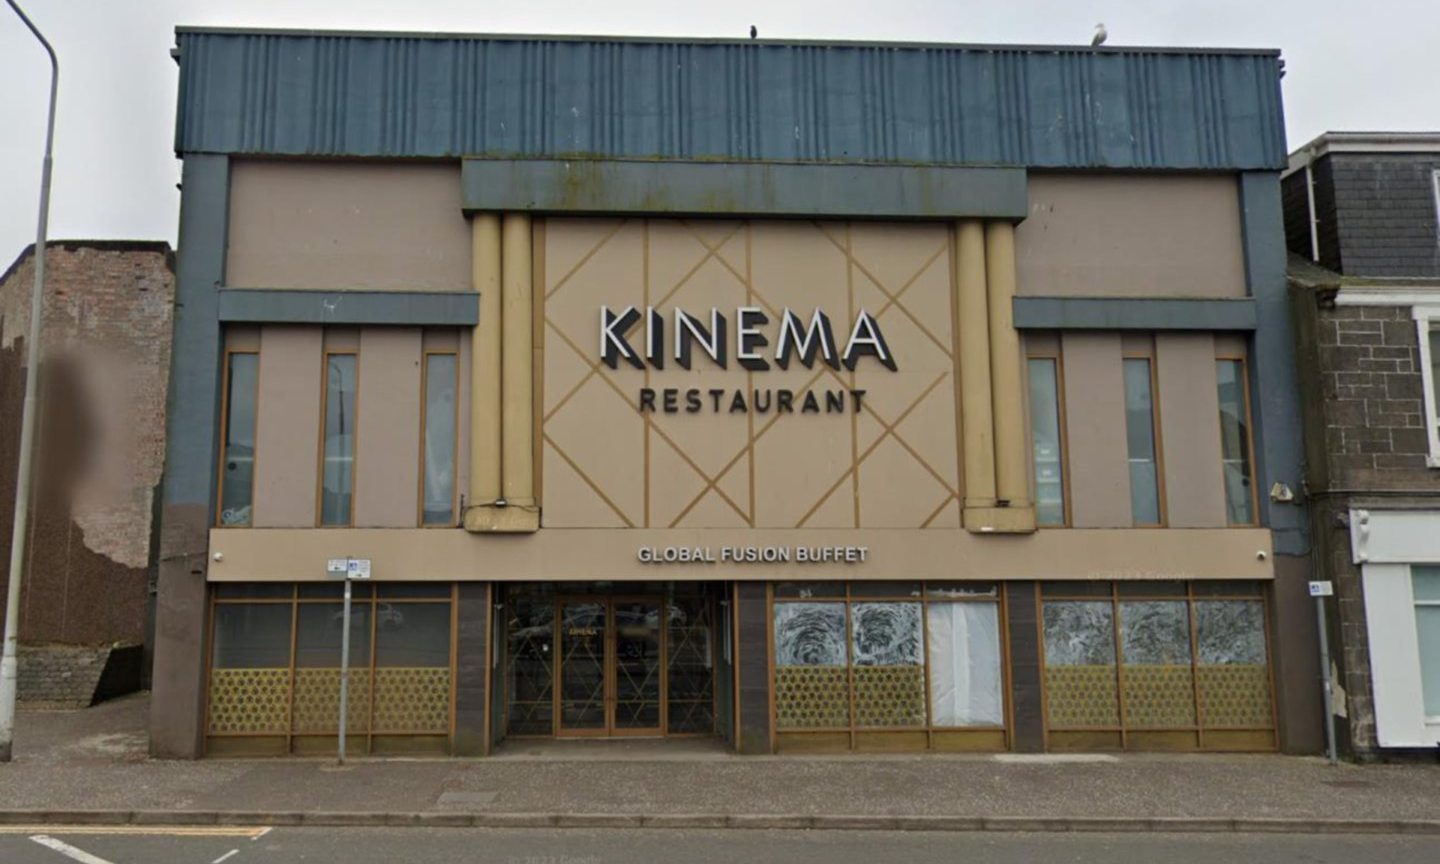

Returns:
1412,306,1440,467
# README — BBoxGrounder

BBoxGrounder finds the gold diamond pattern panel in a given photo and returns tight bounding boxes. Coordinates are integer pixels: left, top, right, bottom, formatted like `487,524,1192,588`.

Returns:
541,219,960,530
291,669,373,733
207,668,290,734
775,666,850,729
1123,665,1197,727
372,667,451,733
1044,665,1120,728
1198,665,1272,728
854,665,926,727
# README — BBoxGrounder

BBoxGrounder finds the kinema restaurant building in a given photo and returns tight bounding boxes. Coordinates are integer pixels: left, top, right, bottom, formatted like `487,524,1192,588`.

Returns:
150,27,1321,758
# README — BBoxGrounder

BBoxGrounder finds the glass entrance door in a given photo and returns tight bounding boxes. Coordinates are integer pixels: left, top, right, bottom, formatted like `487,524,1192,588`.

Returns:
558,601,607,734
555,597,664,736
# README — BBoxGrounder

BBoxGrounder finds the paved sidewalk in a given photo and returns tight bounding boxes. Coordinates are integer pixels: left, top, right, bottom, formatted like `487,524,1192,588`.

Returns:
3,694,1440,831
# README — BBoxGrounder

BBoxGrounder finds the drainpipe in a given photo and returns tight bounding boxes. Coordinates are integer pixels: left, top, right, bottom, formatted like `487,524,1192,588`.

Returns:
1304,153,1321,263
0,0,59,764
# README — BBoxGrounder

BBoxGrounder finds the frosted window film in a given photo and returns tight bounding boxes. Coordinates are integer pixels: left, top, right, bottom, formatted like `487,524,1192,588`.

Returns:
774,603,846,666
851,603,922,666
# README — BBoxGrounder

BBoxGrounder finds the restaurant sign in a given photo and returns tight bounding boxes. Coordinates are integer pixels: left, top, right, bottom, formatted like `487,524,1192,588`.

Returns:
601,305,896,415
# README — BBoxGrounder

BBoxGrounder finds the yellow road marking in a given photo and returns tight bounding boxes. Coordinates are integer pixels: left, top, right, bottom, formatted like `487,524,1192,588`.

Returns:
0,825,269,838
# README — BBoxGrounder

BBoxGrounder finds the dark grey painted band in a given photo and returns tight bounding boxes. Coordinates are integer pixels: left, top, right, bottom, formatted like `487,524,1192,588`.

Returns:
1012,297,1258,331
462,159,1029,220
1239,171,1307,557
218,289,480,326
162,155,229,511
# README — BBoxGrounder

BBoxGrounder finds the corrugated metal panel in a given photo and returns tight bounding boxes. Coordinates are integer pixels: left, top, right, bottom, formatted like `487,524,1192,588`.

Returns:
174,30,1287,170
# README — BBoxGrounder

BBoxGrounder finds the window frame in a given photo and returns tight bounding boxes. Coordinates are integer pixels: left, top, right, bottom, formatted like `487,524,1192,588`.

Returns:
1412,307,1440,468
215,348,260,528
1025,342,1071,528
1120,343,1168,527
769,581,1010,752
1412,567,1440,722
204,582,458,756
1214,352,1261,527
418,347,461,528
316,349,360,528
1038,580,1277,751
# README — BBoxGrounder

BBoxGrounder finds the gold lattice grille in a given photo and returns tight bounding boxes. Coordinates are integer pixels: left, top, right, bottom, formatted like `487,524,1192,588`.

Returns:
1198,665,1272,727
207,668,290,734
1045,665,1120,727
372,668,451,733
291,669,373,733
775,666,850,729
1123,665,1197,727
853,665,926,727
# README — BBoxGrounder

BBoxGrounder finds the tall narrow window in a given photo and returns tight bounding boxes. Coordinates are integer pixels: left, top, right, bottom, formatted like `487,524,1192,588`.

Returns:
319,353,357,526
421,353,458,526
1028,357,1066,526
1413,566,1440,718
218,352,258,527
1216,359,1256,525
1123,357,1162,525
1429,328,1440,442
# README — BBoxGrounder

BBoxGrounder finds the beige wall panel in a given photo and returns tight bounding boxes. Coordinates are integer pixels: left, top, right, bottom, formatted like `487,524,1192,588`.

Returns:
252,326,322,527
1061,332,1132,528
1016,174,1246,298
1156,333,1227,528
354,328,423,527
541,440,630,528
226,161,470,291
209,526,1275,583
540,218,960,530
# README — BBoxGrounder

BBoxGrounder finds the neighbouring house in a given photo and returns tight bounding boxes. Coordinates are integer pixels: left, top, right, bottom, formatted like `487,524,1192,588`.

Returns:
0,240,174,707
1285,132,1440,757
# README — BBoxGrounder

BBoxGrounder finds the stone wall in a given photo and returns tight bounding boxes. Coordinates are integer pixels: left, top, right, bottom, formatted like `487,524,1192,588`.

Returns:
0,242,173,670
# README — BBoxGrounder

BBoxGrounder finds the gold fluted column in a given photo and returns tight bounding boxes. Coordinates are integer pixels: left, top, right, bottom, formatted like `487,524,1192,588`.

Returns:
955,220,996,518
500,214,536,515
464,213,539,533
985,221,1035,532
465,215,503,530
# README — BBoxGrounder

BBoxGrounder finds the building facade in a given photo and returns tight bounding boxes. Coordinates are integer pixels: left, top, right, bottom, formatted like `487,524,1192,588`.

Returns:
151,28,1321,758
1285,132,1440,756
0,240,174,705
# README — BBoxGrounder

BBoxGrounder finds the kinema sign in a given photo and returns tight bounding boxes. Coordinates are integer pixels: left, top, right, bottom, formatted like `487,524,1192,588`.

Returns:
599,305,896,415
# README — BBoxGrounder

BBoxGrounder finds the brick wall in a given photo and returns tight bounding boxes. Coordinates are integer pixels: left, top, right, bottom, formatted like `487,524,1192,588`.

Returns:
0,241,174,655
1313,304,1440,488
1328,153,1440,278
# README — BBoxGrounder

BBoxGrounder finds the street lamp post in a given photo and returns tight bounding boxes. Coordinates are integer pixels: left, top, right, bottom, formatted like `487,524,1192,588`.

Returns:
0,0,59,763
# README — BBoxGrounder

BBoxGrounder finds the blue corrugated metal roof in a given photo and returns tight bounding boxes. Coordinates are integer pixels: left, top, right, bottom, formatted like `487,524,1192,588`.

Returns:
173,28,1287,170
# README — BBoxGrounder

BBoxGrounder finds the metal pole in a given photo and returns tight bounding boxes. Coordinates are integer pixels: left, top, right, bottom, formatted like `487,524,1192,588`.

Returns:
338,575,352,765
1316,595,1338,765
0,0,59,764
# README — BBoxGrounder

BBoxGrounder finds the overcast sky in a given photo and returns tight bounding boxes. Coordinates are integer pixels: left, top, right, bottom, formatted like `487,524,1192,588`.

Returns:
1,0,1437,260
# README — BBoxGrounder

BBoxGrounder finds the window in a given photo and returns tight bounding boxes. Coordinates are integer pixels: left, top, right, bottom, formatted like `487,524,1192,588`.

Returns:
1216,358,1257,525
1413,567,1440,717
1041,581,1274,751
1028,356,1067,526
772,581,1005,752
319,353,358,526
206,582,455,756
420,352,458,526
217,352,259,527
1409,309,1440,467
1122,356,1163,525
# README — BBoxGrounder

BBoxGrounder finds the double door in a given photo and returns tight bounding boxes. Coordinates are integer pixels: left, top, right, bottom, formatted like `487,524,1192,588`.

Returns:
557,596,664,736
